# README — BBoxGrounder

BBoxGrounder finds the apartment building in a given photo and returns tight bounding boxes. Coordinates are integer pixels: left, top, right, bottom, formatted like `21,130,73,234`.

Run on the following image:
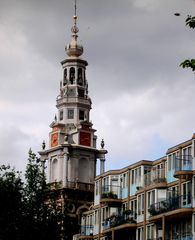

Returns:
75,133,195,240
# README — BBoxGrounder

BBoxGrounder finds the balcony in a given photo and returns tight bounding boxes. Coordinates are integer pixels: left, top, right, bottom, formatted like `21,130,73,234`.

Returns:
102,210,137,231
144,168,167,188
165,234,192,240
79,226,93,240
148,194,192,218
174,155,193,180
48,181,94,192
100,185,122,206
147,237,192,240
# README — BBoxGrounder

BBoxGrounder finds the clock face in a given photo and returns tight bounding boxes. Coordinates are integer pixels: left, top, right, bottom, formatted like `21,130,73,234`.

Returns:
51,133,58,147
80,132,91,147
52,127,59,132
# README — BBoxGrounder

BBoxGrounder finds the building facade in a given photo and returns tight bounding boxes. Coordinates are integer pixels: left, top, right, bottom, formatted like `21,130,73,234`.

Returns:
39,5,107,238
77,134,195,240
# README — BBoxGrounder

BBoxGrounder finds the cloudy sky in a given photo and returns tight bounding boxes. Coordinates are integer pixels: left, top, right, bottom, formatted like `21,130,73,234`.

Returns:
0,0,195,173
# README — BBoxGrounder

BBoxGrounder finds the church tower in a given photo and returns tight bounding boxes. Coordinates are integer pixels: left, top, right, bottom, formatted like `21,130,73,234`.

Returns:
39,1,107,193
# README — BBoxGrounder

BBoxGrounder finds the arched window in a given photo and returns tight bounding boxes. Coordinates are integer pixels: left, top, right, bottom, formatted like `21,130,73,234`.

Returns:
69,67,75,84
52,158,58,182
78,68,83,86
63,69,67,86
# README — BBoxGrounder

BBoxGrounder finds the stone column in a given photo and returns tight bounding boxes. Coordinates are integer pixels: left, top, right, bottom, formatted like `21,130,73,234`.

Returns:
63,150,69,187
48,158,51,182
100,158,105,175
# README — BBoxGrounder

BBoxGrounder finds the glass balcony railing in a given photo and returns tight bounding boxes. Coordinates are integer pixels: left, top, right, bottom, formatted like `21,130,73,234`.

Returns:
80,225,93,236
175,155,192,172
148,194,192,216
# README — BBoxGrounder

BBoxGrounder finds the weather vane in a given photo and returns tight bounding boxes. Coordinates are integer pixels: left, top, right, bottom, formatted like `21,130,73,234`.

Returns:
71,0,79,35
74,0,77,17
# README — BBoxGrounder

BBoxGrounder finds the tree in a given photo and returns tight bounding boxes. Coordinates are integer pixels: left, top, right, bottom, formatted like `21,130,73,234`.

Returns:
0,150,71,240
180,15,195,72
0,165,24,240
24,149,63,240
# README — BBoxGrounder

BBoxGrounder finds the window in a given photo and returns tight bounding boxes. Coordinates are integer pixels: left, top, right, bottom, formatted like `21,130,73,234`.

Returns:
59,110,63,120
78,89,85,98
69,67,75,84
121,172,128,188
131,167,142,185
63,68,67,86
168,152,179,171
135,169,137,183
147,190,155,210
138,167,141,183
122,202,128,212
78,68,83,85
147,224,154,240
102,177,109,193
94,210,98,225
188,146,192,156
148,192,151,209
138,193,144,215
67,109,74,119
172,153,176,169
168,155,171,171
132,170,134,184
102,207,109,222
194,214,195,232
130,199,137,219
194,177,195,199
95,181,99,195
79,110,85,120
168,186,178,199
137,227,144,240
182,181,191,206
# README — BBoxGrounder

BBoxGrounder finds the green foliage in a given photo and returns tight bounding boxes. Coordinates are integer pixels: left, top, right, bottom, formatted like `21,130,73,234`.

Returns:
180,16,195,73
186,15,195,29
180,59,195,72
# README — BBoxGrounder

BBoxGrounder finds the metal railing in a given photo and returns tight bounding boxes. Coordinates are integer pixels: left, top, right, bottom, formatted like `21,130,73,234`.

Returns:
148,194,192,216
102,210,136,230
101,185,121,199
144,168,166,187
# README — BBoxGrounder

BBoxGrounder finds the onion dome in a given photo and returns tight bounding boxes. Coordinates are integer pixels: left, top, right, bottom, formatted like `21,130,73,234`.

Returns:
65,15,83,58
